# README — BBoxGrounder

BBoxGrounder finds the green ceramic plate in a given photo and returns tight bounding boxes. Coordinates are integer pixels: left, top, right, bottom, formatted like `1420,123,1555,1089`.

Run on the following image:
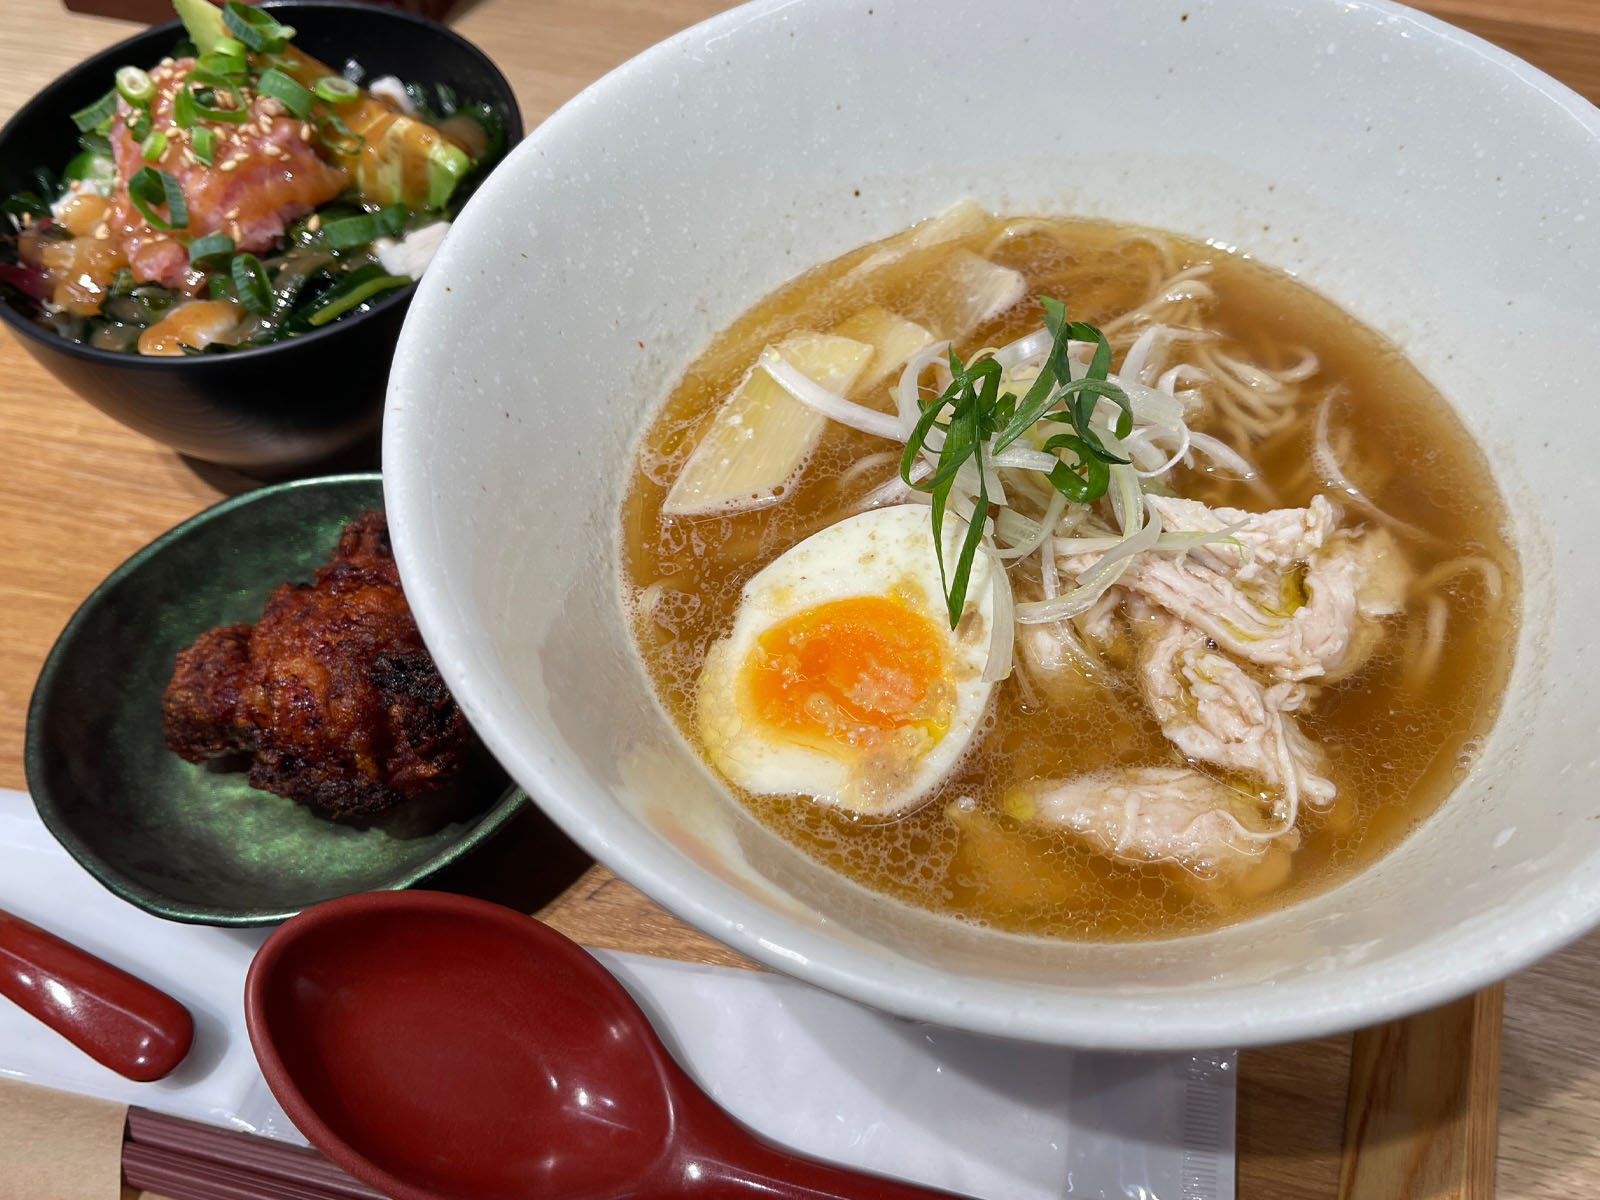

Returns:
23,472,524,925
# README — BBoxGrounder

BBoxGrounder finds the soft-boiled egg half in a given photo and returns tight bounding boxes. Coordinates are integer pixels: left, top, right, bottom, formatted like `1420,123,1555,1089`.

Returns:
696,503,997,818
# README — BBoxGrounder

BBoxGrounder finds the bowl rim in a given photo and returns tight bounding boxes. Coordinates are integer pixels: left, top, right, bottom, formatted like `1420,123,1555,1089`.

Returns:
22,471,527,926
0,0,522,370
385,0,1600,1047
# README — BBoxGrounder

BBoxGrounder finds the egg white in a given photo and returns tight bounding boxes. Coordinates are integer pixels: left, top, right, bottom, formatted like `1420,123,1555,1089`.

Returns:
695,504,996,818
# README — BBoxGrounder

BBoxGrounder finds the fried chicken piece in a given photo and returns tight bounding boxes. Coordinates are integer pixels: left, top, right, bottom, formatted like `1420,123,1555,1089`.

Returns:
162,510,476,817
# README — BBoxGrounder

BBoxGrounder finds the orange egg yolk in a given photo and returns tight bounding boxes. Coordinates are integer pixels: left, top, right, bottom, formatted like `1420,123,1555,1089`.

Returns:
743,593,952,753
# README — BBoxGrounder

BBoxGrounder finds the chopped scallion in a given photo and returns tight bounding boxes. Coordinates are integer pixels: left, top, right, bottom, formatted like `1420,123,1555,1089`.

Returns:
140,131,168,162
214,35,248,57
230,252,273,314
193,51,247,81
115,66,154,107
312,75,359,104
191,126,218,166
70,90,118,133
127,111,152,143
126,166,187,231
221,1,296,53
185,80,249,124
173,85,196,128
257,68,313,120
187,232,235,267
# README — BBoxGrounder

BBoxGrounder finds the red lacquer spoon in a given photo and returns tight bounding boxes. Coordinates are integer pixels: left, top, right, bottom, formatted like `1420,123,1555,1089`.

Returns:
245,890,972,1200
0,906,193,1081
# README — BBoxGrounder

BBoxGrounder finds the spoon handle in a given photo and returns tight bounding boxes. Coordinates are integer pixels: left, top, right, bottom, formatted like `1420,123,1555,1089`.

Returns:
695,1142,975,1199
677,1091,974,1200
0,907,194,1081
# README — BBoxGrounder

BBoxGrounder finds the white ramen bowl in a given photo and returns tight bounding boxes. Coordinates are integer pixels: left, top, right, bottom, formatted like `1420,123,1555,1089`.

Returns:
385,0,1600,1048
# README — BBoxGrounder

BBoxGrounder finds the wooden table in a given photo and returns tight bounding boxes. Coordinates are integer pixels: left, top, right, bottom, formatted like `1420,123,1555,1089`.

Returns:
2,2,1596,1198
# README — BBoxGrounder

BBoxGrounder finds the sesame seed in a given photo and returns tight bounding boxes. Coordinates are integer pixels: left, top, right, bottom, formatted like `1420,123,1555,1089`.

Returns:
219,159,239,172
224,207,240,219
307,214,321,232
93,223,109,240
228,221,241,239
299,122,312,141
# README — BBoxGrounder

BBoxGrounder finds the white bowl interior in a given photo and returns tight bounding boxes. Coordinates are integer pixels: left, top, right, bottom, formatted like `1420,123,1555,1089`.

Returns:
385,0,1600,1047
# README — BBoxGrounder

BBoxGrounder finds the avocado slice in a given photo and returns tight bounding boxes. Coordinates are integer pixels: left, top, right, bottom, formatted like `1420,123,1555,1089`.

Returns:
173,0,228,53
170,0,474,210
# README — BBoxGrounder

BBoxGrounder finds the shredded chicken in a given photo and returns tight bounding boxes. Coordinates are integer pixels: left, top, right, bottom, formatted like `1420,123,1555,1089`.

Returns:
1133,603,1336,815
1062,494,1408,681
1008,766,1294,876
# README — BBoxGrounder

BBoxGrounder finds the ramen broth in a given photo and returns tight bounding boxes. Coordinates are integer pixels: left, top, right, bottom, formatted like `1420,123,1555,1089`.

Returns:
619,213,1518,940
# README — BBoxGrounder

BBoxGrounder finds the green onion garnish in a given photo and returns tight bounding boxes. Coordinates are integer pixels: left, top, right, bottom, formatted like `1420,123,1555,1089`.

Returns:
70,89,118,133
257,68,313,119
315,112,365,156
214,35,248,57
115,66,154,107
184,80,249,124
312,75,359,104
188,232,235,267
221,1,296,53
898,349,1001,627
193,50,247,82
127,111,152,142
140,130,168,162
173,85,196,128
306,273,410,326
126,166,187,231
191,126,218,166
897,298,1134,626
230,252,273,314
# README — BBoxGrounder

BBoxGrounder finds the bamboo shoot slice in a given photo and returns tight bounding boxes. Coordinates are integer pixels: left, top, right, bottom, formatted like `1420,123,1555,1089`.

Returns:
842,199,991,285
663,334,873,516
919,249,1027,339
829,307,937,401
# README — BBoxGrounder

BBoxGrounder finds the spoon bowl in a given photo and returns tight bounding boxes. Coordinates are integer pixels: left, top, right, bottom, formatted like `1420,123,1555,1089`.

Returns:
245,890,965,1199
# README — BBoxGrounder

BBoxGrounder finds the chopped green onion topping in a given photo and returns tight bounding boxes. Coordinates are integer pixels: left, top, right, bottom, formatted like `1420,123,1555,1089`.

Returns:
193,50,247,81
222,1,296,53
70,89,118,133
184,80,249,124
127,111,152,142
173,85,196,128
140,131,168,162
191,126,218,166
126,166,187,231
315,112,365,156
307,274,410,326
257,68,313,119
214,35,248,58
188,232,235,267
312,75,359,104
115,66,154,107
320,204,407,250
230,252,273,314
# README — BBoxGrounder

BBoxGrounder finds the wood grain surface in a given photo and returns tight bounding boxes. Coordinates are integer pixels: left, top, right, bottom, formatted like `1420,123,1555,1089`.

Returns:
1,3,1596,1199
